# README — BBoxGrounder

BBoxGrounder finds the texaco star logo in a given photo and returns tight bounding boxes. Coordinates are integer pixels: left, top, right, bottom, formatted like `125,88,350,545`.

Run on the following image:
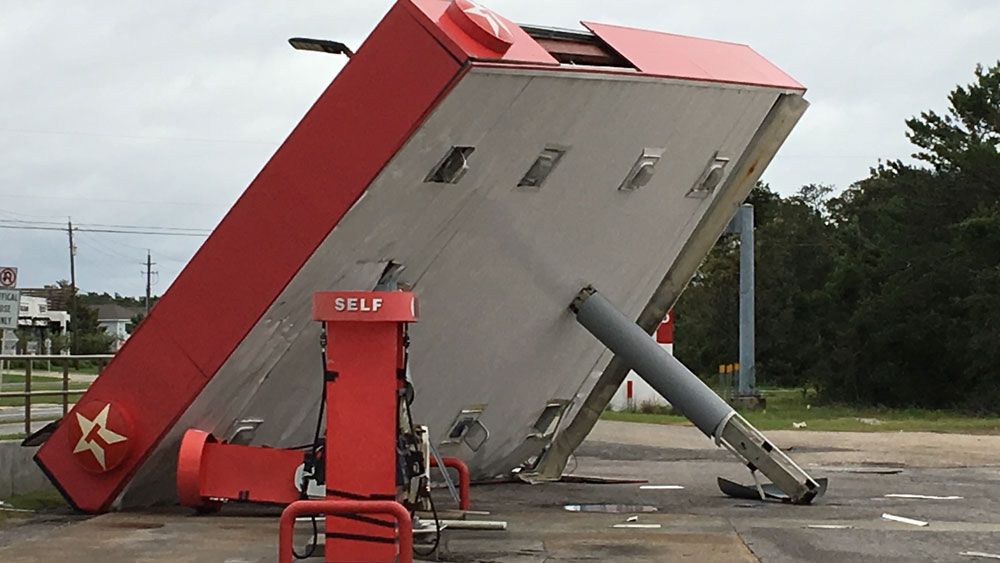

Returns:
67,400,132,473
447,0,515,51
462,0,513,41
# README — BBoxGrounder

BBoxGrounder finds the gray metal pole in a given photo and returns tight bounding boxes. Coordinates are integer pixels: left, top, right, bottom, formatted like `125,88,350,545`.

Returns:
571,287,824,504
572,288,732,437
738,204,756,396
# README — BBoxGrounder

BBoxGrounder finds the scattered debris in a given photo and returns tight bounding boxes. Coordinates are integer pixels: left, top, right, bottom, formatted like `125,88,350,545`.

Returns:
881,513,928,527
0,500,33,513
437,519,507,531
625,515,638,522
806,524,852,529
857,417,884,426
719,476,829,503
792,421,808,429
612,523,662,529
639,485,684,490
564,504,657,513
885,494,963,500
960,551,1000,560
816,465,903,475
559,475,649,485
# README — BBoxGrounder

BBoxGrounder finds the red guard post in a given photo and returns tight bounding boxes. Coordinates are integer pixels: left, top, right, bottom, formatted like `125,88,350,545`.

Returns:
279,500,412,563
313,291,417,563
430,456,470,511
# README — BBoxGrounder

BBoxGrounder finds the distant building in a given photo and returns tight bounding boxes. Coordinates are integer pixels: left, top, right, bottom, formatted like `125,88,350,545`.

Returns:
96,304,143,351
18,295,70,334
20,285,72,312
15,295,70,354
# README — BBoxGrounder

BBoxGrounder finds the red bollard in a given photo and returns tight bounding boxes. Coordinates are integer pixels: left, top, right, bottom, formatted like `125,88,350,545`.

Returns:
430,456,471,511
279,500,412,563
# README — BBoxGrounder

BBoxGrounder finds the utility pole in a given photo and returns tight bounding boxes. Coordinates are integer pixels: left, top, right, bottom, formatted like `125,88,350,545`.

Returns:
68,218,77,351
144,250,157,314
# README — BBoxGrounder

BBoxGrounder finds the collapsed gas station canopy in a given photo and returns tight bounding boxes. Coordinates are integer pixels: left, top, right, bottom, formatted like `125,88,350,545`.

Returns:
35,0,807,512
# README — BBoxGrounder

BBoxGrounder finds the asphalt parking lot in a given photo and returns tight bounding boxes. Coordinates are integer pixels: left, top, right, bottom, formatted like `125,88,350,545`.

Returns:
1,420,998,562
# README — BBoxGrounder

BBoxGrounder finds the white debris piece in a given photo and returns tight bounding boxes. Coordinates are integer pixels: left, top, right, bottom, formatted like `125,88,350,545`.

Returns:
639,485,685,490
612,524,662,529
881,513,928,527
885,494,962,500
960,551,1000,560
792,421,808,429
626,515,639,522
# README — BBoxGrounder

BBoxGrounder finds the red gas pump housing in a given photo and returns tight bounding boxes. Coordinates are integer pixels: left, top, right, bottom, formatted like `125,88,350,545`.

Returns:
312,291,417,562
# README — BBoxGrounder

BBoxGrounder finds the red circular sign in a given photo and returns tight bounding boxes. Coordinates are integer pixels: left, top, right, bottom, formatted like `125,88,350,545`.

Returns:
446,0,515,53
66,400,132,473
0,267,15,288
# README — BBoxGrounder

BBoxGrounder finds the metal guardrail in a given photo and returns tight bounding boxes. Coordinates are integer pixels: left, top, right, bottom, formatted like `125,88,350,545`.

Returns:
0,354,114,436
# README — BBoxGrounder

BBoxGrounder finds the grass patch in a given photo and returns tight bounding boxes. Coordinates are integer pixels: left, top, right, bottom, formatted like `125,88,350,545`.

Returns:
0,489,66,525
0,374,64,384
0,381,89,407
603,388,1000,434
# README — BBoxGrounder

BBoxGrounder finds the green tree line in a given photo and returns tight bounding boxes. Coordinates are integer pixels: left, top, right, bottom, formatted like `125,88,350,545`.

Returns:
675,61,1000,413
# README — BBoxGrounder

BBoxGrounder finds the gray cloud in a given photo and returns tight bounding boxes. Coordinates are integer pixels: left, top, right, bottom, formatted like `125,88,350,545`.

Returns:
1,1,996,295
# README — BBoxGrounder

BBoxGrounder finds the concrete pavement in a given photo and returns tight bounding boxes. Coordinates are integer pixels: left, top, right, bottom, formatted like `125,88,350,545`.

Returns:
1,421,998,561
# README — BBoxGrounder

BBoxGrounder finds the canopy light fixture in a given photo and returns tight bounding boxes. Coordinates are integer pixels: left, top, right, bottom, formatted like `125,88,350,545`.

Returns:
517,145,567,189
619,148,664,192
288,37,355,58
426,146,475,184
688,152,731,198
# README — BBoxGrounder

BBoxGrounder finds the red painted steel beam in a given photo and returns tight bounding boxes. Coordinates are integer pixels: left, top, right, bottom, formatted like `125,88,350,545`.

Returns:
279,500,412,563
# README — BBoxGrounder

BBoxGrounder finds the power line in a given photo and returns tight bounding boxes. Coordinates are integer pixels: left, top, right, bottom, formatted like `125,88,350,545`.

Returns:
0,218,210,233
0,224,209,237
74,231,140,261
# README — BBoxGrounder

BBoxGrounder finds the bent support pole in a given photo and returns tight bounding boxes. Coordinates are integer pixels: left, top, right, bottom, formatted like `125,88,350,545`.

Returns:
279,500,413,563
570,287,824,504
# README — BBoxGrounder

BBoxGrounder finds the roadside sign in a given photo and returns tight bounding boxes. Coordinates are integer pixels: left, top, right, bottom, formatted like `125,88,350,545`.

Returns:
1,332,15,355
0,289,20,330
0,266,16,288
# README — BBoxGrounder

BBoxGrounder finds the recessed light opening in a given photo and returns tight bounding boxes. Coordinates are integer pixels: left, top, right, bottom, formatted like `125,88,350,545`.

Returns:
518,146,566,189
426,146,475,184
688,152,731,198
619,148,664,192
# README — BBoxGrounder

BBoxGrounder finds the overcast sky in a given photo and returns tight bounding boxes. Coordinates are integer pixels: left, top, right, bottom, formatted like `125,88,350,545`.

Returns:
1,1,997,298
